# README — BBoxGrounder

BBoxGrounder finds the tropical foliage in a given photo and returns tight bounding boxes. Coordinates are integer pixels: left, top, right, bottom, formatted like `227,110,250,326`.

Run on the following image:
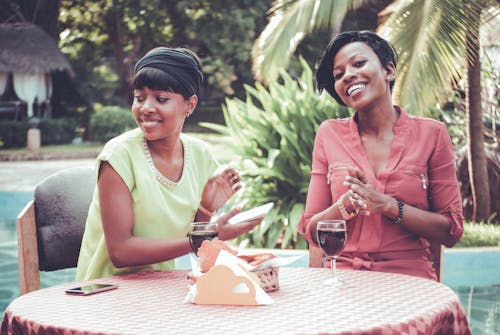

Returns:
252,0,371,84
58,0,272,107
251,0,499,223
253,0,497,114
203,59,350,249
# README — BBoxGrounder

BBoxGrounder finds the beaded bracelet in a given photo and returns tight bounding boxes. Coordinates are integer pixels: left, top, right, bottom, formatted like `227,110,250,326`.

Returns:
337,194,358,220
392,200,404,225
198,204,216,217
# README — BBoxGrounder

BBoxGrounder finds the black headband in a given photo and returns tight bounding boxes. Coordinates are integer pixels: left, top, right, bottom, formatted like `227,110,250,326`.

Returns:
134,47,203,96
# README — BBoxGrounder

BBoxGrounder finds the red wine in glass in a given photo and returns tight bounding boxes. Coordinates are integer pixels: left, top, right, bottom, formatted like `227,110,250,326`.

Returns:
189,222,218,256
189,230,218,255
316,220,347,286
317,228,346,257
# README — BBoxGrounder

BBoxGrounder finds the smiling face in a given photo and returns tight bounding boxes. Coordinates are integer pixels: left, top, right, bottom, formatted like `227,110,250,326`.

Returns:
332,42,395,112
132,87,197,141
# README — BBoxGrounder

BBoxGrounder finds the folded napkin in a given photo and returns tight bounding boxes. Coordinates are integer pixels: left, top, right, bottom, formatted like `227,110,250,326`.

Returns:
184,250,274,306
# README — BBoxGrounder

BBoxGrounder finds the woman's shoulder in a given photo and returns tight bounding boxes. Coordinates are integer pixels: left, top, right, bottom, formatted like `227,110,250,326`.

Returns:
104,128,142,147
406,113,446,134
180,133,213,157
317,117,352,135
180,133,210,150
180,132,207,145
100,128,142,157
320,117,351,128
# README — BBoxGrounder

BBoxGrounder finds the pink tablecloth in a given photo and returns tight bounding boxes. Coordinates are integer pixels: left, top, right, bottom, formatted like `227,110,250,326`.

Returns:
1,268,470,335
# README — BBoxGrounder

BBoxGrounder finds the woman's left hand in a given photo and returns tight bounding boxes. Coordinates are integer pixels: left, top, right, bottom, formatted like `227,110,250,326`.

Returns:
200,167,241,212
344,175,392,216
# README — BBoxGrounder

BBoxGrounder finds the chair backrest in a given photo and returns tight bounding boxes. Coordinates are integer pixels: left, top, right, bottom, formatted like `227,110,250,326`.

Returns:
429,242,443,282
17,165,95,294
308,242,444,282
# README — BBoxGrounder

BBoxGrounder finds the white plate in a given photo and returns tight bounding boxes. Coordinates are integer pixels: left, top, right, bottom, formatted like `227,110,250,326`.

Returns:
228,202,274,225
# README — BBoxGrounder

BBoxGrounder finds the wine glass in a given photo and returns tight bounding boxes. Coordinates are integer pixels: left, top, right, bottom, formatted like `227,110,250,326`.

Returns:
188,222,218,256
316,220,347,286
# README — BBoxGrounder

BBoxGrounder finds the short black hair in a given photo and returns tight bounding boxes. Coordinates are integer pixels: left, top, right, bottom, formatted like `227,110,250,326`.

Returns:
132,48,203,100
316,31,398,105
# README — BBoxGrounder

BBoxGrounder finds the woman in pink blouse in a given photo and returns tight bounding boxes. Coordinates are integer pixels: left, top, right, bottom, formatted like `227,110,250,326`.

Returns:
298,31,464,280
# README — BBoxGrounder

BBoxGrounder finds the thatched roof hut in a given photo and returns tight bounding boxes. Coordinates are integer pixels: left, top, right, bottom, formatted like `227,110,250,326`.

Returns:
0,23,73,75
0,23,74,120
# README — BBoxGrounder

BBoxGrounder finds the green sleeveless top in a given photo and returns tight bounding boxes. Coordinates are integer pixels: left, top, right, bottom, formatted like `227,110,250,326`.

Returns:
76,128,219,280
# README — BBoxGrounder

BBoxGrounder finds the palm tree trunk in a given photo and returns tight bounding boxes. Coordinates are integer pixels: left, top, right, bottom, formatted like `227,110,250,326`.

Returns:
465,4,491,222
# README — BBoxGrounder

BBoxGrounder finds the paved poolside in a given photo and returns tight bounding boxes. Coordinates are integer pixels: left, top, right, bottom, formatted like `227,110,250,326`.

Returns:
0,159,95,192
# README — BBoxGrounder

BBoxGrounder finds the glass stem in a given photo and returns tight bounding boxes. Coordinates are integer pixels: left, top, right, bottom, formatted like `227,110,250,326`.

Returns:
331,256,336,280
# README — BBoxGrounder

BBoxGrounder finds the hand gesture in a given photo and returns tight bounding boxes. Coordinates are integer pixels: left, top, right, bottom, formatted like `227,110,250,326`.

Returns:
200,167,241,212
216,207,263,241
344,174,391,216
345,166,368,183
340,167,369,215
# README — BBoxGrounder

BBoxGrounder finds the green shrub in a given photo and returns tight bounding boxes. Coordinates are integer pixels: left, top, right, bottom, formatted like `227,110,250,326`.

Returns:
38,118,78,145
455,222,500,248
203,58,350,249
0,120,29,148
0,118,78,148
89,105,136,143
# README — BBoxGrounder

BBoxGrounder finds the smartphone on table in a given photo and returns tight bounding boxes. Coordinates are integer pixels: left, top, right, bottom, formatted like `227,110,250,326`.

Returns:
65,283,118,296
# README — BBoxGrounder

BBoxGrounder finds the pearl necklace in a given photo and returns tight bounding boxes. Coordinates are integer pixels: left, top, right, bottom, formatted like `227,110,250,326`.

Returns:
142,138,178,189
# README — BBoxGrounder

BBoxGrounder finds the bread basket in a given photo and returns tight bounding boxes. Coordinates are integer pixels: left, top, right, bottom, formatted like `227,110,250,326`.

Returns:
253,266,279,292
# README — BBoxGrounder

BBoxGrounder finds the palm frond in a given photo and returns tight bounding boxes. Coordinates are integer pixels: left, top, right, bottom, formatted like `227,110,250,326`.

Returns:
378,0,495,115
252,0,368,84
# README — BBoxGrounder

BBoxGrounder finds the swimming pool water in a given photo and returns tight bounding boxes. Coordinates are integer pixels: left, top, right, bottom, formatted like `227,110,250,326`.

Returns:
1,191,499,334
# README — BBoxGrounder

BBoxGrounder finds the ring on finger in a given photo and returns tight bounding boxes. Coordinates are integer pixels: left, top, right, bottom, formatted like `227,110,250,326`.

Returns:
351,185,361,196
347,194,356,207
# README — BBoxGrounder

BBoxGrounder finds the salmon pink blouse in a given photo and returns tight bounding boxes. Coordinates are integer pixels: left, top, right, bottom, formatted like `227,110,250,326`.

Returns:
298,107,464,280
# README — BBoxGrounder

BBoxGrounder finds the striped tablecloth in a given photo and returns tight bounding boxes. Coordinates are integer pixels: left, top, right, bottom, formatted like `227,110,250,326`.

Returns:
1,268,471,335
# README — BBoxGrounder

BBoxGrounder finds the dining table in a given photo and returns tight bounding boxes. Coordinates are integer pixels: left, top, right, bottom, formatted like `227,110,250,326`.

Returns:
1,267,471,335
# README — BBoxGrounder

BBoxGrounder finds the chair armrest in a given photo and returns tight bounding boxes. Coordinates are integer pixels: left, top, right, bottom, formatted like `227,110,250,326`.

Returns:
17,200,41,295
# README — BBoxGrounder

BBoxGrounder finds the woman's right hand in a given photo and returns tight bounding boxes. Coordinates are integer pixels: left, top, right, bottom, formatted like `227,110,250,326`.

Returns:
200,167,241,213
216,207,262,241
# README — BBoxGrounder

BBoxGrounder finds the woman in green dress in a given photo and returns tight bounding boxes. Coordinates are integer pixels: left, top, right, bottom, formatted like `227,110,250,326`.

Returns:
76,47,260,280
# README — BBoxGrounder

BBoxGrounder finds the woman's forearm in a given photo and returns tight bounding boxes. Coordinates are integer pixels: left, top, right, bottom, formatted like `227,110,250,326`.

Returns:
108,236,192,268
381,196,453,245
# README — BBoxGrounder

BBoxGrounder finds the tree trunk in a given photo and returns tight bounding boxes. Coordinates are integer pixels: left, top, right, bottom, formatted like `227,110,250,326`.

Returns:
465,6,491,222
106,6,133,104
33,0,60,40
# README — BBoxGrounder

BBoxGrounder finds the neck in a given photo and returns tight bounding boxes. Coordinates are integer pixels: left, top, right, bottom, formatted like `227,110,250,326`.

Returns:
146,135,182,160
356,103,398,137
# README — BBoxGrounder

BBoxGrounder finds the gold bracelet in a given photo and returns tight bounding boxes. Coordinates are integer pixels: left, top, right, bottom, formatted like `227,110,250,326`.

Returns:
337,194,357,220
198,204,216,217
